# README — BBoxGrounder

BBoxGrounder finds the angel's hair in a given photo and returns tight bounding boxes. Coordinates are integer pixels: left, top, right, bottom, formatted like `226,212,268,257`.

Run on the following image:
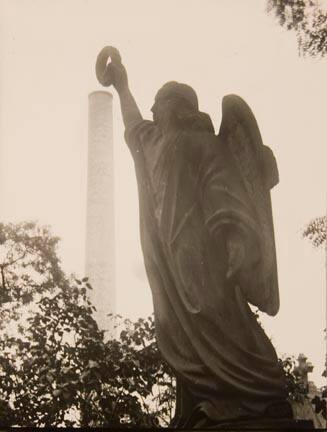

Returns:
156,81,215,134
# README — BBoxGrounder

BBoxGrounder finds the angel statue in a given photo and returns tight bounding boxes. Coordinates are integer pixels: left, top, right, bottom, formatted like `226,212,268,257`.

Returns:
95,47,295,429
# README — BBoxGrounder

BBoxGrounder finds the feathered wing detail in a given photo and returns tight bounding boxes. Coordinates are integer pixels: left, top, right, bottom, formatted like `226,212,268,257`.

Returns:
219,94,279,316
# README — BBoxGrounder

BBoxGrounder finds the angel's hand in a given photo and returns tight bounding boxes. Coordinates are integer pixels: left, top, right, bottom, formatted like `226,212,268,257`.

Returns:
226,232,245,280
106,61,128,94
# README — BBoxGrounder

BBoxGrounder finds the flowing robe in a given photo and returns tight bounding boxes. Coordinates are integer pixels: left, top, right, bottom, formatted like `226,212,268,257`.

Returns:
125,120,287,425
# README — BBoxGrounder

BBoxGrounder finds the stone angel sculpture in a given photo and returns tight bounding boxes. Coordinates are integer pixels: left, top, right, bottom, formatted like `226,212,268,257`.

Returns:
95,47,296,429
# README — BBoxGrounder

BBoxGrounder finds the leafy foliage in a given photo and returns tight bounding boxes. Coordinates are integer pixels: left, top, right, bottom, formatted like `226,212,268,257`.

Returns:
267,0,327,57
279,356,309,403
0,221,64,326
0,283,175,427
302,216,327,419
0,222,175,427
303,215,327,248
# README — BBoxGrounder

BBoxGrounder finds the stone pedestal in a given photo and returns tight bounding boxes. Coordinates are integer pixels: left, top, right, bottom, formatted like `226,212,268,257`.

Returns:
200,418,314,431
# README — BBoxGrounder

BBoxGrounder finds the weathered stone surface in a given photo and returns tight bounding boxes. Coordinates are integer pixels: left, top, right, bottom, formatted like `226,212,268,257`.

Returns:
96,46,297,428
198,418,314,431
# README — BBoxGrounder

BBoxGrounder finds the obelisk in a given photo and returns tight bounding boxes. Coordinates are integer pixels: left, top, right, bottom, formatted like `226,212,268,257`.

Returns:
85,91,115,332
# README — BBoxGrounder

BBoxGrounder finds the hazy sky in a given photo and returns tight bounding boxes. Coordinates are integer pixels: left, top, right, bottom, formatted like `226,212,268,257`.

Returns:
1,0,326,385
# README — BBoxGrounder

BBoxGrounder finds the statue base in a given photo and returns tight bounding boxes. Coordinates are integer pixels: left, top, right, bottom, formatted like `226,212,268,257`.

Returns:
170,397,315,430
199,418,315,431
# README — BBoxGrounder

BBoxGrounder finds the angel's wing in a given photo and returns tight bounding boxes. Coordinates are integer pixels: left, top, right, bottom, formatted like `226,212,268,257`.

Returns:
219,94,279,316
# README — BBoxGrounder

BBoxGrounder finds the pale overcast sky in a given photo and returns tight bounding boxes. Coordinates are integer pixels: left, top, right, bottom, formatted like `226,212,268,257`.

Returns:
0,0,326,385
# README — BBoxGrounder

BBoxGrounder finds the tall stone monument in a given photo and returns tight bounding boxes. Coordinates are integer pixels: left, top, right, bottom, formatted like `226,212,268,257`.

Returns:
85,91,115,331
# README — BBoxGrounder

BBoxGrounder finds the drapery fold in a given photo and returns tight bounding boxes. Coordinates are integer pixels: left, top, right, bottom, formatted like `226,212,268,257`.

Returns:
125,120,287,423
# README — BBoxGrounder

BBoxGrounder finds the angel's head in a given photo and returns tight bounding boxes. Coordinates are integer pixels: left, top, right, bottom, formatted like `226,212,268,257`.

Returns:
151,81,214,134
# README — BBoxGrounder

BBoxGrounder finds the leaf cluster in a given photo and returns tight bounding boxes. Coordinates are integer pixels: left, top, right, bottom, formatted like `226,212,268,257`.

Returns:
0,283,175,427
303,215,327,248
267,0,327,57
278,356,309,403
0,222,175,427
